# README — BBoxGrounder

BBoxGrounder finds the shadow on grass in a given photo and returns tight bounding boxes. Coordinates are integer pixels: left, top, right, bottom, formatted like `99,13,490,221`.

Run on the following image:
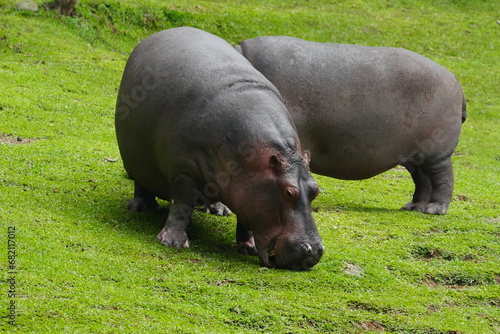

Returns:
89,194,258,267
317,204,407,214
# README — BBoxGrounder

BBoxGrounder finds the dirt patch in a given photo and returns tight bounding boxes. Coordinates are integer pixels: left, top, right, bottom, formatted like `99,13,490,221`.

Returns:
355,320,386,332
413,247,442,261
348,301,395,315
422,277,440,288
427,305,439,312
422,248,442,260
422,276,471,290
455,194,470,201
0,134,37,145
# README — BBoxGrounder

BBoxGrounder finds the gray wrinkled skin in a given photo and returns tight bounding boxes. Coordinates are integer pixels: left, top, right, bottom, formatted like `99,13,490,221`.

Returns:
236,36,466,215
115,28,323,270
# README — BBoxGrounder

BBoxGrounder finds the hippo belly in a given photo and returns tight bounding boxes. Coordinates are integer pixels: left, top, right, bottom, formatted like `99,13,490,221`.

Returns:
115,28,323,270
236,36,466,214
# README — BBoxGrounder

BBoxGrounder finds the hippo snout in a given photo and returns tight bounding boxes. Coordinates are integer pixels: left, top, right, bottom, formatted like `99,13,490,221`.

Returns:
269,238,324,271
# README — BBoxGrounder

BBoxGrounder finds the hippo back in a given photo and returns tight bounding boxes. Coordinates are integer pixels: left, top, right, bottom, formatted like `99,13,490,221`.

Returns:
237,36,464,180
116,28,298,199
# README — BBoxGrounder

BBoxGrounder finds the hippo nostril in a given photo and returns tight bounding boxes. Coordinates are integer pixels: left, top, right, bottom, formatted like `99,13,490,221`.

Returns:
318,245,324,257
302,243,313,255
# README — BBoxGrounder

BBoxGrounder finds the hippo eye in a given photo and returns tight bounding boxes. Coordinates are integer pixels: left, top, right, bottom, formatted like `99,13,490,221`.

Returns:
285,187,299,201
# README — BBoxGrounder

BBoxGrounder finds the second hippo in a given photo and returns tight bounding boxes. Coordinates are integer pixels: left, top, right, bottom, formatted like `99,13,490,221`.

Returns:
236,36,466,215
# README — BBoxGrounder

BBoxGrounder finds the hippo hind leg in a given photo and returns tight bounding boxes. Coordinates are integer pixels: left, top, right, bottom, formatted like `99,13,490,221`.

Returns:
402,158,454,215
402,164,432,213
236,219,258,256
127,181,160,212
205,202,233,216
423,157,454,214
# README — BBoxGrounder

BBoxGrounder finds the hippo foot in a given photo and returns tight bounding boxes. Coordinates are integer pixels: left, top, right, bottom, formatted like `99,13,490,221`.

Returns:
422,202,448,215
205,202,232,216
401,201,448,215
156,229,190,249
401,201,427,213
237,239,258,256
127,197,160,212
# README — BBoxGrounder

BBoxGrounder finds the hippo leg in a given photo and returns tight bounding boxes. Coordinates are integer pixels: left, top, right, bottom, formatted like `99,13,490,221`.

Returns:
156,175,197,249
127,181,160,212
401,164,432,213
205,202,233,216
236,219,258,256
402,158,453,215
422,157,454,215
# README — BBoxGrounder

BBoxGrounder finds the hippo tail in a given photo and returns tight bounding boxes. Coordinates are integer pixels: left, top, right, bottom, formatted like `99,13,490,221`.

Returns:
455,74,467,124
461,93,467,124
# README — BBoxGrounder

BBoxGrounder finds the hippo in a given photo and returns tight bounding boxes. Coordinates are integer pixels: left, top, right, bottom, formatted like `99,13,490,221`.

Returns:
115,28,323,270
236,36,466,215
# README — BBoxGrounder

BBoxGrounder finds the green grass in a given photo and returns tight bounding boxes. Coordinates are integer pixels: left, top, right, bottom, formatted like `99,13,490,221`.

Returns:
1,0,499,332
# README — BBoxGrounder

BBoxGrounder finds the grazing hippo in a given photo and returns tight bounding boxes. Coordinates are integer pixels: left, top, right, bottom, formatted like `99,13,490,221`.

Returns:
115,28,323,270
236,36,466,215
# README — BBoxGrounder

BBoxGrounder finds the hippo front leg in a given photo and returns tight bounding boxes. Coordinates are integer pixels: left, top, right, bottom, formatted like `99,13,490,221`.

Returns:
156,201,192,248
156,175,197,249
236,219,258,256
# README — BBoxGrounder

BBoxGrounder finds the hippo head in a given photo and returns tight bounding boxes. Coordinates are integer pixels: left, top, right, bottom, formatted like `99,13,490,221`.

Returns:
227,145,324,270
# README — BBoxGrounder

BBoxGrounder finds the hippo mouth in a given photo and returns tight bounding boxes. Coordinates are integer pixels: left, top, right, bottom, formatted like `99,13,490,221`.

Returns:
257,239,277,268
261,237,324,271
267,246,277,267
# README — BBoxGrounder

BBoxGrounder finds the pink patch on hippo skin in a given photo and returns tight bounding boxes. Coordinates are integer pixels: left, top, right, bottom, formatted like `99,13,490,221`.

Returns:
237,237,258,256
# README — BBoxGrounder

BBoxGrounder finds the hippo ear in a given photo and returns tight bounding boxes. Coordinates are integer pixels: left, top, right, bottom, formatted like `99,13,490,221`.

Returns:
302,150,311,166
269,154,286,175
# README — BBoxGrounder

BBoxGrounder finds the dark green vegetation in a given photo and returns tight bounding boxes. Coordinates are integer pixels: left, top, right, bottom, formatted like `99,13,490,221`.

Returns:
1,0,499,332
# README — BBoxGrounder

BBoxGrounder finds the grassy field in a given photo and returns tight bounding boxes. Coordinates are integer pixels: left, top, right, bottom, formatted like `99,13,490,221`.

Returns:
1,0,499,332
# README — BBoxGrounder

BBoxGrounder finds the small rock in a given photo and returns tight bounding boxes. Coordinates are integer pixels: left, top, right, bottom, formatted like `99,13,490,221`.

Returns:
15,0,39,12
342,262,364,277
